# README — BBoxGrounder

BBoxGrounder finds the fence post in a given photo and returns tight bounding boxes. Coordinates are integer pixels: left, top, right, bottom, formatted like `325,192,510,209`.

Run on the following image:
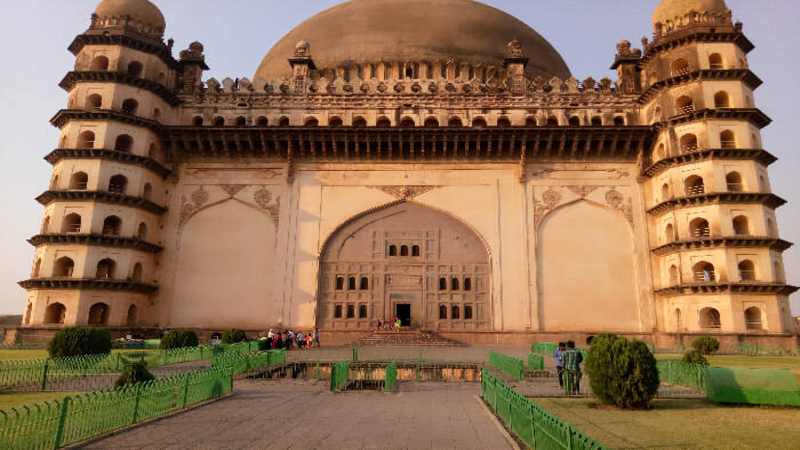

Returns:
351,346,358,362
181,375,190,408
566,425,574,450
40,359,50,391
131,384,143,425
529,403,537,449
52,396,71,450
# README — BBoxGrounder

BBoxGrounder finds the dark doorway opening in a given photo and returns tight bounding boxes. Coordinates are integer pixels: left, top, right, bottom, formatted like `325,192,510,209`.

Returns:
395,304,412,327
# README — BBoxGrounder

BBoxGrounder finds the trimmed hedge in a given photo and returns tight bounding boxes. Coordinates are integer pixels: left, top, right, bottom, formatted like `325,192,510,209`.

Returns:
115,361,156,388
585,334,660,409
691,336,720,355
48,327,112,358
222,329,247,344
682,349,709,366
160,330,199,350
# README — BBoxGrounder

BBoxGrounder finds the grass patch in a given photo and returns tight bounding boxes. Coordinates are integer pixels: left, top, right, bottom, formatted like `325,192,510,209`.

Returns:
536,397,800,449
0,349,157,362
657,353,800,372
0,392,71,410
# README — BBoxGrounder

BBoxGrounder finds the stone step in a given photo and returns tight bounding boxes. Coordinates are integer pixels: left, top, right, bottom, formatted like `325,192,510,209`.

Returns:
356,329,466,347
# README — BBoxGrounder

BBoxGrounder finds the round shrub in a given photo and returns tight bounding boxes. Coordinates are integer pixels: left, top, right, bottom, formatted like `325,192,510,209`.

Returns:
222,329,247,344
682,349,709,366
115,362,155,388
691,336,720,355
48,327,112,358
160,330,199,349
585,334,660,409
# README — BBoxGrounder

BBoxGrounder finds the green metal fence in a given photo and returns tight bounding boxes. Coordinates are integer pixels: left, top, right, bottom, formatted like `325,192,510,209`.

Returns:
212,350,286,376
0,342,263,392
656,360,708,393
384,362,397,392
527,353,545,371
481,369,605,450
488,351,524,381
531,342,558,355
330,362,349,392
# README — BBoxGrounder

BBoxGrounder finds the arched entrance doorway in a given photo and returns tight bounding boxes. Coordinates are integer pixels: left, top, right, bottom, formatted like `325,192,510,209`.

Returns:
318,202,491,331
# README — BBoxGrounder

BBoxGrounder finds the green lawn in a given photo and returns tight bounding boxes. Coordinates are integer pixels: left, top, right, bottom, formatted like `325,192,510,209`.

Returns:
0,349,157,362
536,397,800,449
656,353,800,371
0,392,71,410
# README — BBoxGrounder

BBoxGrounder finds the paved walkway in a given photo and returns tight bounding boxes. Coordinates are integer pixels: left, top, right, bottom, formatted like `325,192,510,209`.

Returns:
81,380,514,450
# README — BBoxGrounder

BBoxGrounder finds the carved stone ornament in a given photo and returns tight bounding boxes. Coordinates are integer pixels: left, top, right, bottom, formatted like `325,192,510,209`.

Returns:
566,185,599,198
220,184,247,198
534,188,562,228
541,188,561,208
605,188,624,208
253,187,273,209
190,186,209,207
506,39,525,58
374,185,438,201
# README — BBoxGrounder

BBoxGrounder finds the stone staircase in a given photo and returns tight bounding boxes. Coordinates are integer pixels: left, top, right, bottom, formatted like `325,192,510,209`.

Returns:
357,329,466,347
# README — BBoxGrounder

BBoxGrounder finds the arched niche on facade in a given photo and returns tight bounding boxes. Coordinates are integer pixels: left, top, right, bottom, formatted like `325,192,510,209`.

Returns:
172,198,278,329
537,199,639,332
317,201,492,331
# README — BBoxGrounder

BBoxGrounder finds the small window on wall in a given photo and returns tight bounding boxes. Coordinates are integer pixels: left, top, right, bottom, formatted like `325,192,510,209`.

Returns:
358,305,368,319
86,94,102,110
671,58,690,76
192,116,204,126
412,245,420,257
90,55,109,71
335,277,344,290
334,304,343,319
127,61,143,78
388,245,397,256
114,135,134,153
348,277,356,290
376,117,391,128
464,305,473,320
278,116,290,127
709,53,724,70
121,99,138,115
464,278,472,291
497,117,512,128
213,116,225,127
568,116,581,127
256,116,269,127
439,304,447,320
439,277,447,291
78,131,96,148
714,91,730,108
744,307,763,330
352,117,368,127
613,116,626,126
590,116,603,127
235,116,247,127
329,117,343,127
360,277,369,290
720,130,736,149
346,304,355,319
738,260,756,281
451,278,459,291
400,245,409,257
451,305,460,320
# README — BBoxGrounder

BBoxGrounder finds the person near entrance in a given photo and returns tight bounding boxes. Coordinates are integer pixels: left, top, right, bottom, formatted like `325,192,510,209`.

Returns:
394,316,402,332
562,341,583,395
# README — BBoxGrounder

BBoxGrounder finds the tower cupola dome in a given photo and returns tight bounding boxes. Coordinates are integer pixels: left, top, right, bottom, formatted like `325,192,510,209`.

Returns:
93,0,166,38
653,0,729,26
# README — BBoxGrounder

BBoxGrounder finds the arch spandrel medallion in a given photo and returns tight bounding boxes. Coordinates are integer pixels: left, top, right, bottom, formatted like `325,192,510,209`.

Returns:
318,202,491,331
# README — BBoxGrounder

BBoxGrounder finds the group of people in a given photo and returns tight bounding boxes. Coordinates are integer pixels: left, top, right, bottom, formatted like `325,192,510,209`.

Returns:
553,341,583,395
262,328,320,350
375,317,403,332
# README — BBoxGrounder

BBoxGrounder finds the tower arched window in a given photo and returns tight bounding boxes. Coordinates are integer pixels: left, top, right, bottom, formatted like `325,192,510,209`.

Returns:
121,99,138,115
213,116,225,127
669,265,679,285
352,117,367,127
376,117,391,128
720,130,736,149
439,277,447,291
304,117,319,127
744,307,763,330
69,172,88,190
126,305,138,326
132,263,143,282
114,135,133,153
689,217,711,238
86,94,102,110
568,116,581,127
328,116,343,127
526,117,538,127
137,222,148,240
726,172,743,192
590,116,603,127
142,183,153,201
709,53,724,70
77,131,96,148
192,116,204,126
96,259,116,279
451,305,460,319
674,308,683,331
400,245,409,257
360,277,369,290
464,277,472,291
738,260,756,281
676,96,695,115
497,116,512,128
400,117,416,128
679,134,698,153
412,245,420,257
692,261,716,282
53,257,75,277
732,215,750,236
235,116,247,127
471,117,487,128
451,278,459,291
256,116,269,127
546,116,559,126
424,117,440,128
671,58,690,76
699,307,721,329
102,215,122,236
448,117,463,128
348,276,356,290
278,116,290,127
88,303,110,325
62,214,82,234
335,277,344,290
126,61,143,78
89,55,109,71
665,223,675,242
439,304,447,319
714,91,731,108
661,183,671,201
684,175,705,196
108,175,128,194
45,303,66,324
388,245,397,257
613,116,626,126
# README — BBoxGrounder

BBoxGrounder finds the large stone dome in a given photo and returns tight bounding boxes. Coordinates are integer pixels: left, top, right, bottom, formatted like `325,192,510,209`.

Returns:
653,0,729,25
94,0,166,33
255,0,570,81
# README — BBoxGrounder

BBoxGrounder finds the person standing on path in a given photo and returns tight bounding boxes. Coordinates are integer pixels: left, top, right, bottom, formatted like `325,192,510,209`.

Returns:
554,342,566,388
562,340,583,395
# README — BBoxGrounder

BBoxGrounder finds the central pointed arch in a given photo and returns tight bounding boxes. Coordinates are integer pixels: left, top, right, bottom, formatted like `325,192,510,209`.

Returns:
318,201,492,331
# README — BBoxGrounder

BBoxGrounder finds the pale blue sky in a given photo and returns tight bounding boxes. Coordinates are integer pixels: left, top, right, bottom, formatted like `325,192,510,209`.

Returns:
0,1,796,315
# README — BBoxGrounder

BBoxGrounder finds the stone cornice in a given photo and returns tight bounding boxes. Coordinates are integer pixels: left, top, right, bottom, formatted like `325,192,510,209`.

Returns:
652,236,793,256
655,282,798,296
642,148,777,178
49,109,161,132
59,71,180,106
45,148,171,179
643,29,754,63
658,108,772,130
35,190,167,215
28,234,163,254
164,126,654,163
638,69,762,104
18,278,158,294
68,33,179,70
647,192,786,215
